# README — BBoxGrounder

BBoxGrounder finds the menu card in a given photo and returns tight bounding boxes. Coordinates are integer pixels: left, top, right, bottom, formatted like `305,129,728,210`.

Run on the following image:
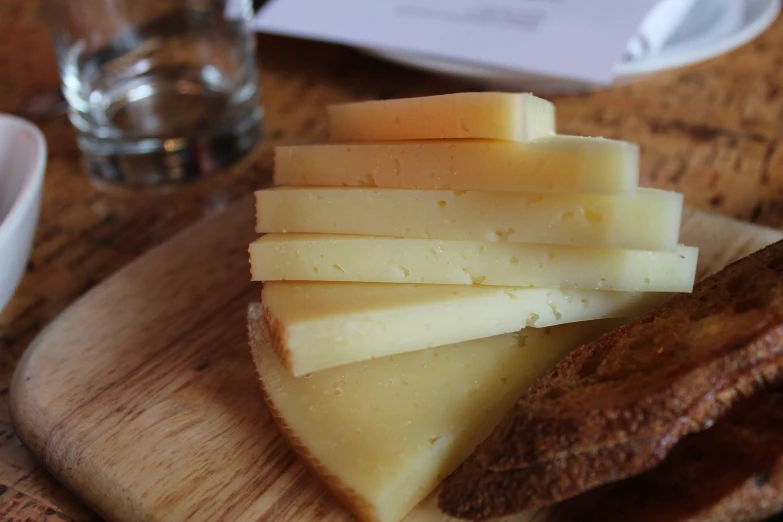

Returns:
252,0,663,85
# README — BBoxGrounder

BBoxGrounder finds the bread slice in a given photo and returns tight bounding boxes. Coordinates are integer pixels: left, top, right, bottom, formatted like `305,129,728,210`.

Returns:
439,239,783,520
555,388,783,522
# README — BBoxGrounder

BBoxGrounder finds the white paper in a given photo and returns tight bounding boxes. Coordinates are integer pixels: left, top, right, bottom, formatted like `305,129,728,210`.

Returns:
252,0,662,84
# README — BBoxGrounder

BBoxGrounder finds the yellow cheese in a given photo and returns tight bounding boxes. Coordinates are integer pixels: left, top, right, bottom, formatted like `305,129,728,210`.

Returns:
327,92,555,142
249,234,698,292
274,136,639,195
262,281,669,375
249,303,617,522
256,187,683,251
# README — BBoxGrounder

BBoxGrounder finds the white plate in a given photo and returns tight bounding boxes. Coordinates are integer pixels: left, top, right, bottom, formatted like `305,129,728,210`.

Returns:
0,115,47,313
362,0,781,94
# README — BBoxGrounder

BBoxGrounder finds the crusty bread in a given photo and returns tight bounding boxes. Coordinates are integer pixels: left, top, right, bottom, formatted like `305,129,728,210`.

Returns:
440,239,783,520
555,388,783,522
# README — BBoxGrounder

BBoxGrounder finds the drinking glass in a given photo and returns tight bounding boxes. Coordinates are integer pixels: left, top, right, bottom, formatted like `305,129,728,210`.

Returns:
43,0,262,186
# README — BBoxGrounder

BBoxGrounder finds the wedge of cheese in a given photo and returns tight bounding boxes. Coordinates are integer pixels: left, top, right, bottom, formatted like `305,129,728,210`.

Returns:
274,136,639,195
262,282,670,375
327,92,555,142
249,235,698,292
250,303,618,522
256,187,682,251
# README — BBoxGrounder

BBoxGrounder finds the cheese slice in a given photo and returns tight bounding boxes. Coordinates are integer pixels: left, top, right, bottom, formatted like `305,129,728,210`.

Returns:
327,92,555,142
274,136,639,195
262,281,669,376
249,235,698,292
256,187,683,251
250,303,618,522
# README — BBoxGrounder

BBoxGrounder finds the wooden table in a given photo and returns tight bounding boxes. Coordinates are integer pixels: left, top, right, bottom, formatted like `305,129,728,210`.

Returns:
1,2,783,520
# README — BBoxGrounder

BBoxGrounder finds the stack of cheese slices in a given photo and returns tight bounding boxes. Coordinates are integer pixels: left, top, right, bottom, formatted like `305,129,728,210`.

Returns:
247,92,699,522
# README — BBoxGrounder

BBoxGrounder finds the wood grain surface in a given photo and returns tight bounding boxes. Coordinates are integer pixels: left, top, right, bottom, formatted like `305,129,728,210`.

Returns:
6,196,783,522
2,1,783,520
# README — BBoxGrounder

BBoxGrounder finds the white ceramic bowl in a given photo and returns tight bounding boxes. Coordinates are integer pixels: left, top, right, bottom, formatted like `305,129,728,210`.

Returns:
0,115,47,313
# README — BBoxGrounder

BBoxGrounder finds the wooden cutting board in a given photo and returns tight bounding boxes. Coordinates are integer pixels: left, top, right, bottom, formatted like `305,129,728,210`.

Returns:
9,195,783,522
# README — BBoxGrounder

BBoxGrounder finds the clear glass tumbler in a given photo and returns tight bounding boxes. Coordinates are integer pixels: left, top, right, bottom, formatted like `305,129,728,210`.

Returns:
43,0,262,186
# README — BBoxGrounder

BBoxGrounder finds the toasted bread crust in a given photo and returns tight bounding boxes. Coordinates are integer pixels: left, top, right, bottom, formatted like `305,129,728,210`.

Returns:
440,239,783,520
260,286,296,373
247,304,378,522
556,388,783,522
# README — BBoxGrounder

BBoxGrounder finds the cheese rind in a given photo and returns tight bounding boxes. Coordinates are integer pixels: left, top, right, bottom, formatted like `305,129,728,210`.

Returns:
256,187,683,251
262,281,669,375
274,136,639,195
327,92,555,142
249,235,699,292
250,303,616,522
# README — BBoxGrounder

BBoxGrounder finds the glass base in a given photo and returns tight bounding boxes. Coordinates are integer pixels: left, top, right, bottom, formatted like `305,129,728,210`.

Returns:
80,108,262,188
